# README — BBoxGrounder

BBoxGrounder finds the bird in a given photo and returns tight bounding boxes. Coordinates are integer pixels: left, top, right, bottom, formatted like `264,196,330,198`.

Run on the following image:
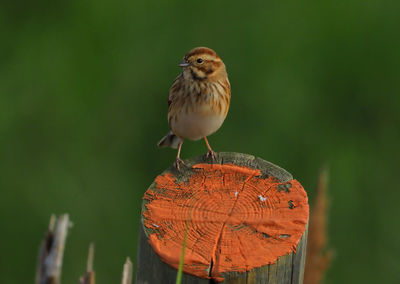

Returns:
158,47,231,169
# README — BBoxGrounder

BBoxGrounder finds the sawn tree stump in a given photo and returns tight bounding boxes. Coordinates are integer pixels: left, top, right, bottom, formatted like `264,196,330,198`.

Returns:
136,152,309,283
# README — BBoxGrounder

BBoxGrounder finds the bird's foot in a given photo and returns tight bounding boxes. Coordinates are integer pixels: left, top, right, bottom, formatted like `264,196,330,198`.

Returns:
174,157,185,170
205,150,216,162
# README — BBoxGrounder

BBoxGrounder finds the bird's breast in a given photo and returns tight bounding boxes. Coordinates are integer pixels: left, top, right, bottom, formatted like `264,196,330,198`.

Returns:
170,104,227,141
168,78,230,141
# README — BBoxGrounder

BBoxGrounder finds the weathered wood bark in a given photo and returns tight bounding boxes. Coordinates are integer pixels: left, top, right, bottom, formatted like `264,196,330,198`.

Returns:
136,152,309,284
36,215,133,284
36,214,72,284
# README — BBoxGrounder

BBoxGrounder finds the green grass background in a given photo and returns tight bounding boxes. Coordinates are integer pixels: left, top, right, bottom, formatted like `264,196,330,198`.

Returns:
1,0,399,283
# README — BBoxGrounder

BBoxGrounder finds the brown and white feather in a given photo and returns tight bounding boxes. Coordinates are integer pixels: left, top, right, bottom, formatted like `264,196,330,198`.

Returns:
165,47,231,142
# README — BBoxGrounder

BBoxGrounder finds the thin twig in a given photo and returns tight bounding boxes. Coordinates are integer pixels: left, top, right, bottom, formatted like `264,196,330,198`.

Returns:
79,243,95,284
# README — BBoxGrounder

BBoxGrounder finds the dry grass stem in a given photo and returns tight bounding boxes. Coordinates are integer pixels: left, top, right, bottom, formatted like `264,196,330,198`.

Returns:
304,167,334,284
79,243,95,284
121,257,133,284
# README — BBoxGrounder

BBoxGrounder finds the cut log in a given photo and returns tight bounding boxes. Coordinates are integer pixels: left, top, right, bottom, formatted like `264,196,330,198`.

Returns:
136,152,309,283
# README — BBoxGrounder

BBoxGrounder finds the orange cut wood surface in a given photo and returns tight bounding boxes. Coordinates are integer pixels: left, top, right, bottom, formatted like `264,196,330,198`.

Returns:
143,163,309,282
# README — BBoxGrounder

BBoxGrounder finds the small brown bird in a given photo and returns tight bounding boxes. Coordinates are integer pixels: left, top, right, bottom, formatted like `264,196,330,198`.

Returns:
158,47,231,169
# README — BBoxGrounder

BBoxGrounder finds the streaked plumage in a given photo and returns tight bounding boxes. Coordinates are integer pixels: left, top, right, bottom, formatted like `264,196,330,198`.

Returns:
158,47,231,169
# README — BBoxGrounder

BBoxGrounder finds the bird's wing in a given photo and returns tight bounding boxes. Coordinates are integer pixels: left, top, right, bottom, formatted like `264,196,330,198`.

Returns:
168,74,183,107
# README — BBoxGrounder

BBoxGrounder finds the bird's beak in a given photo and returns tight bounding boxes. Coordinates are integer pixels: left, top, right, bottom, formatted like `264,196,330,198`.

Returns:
178,58,190,67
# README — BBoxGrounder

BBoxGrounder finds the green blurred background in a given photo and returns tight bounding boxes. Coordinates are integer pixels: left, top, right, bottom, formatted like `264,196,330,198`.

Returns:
1,0,399,283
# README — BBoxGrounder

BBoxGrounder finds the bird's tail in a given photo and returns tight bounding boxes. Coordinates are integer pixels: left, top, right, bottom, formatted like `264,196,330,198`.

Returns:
157,131,182,149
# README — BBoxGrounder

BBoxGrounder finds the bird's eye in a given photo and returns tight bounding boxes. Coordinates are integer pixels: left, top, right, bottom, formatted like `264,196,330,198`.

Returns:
197,58,204,64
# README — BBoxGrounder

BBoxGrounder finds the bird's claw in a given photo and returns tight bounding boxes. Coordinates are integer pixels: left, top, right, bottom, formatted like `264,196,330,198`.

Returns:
174,158,185,170
206,150,216,162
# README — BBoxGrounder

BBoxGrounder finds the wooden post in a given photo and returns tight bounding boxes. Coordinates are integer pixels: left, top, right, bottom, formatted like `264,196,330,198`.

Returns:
136,152,309,284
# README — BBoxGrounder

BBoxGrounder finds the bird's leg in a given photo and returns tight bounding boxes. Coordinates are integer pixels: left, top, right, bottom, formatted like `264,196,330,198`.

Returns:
204,137,216,161
174,140,185,170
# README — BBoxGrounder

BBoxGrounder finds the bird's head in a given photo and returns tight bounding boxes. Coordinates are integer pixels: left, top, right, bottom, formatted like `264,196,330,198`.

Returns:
179,47,226,81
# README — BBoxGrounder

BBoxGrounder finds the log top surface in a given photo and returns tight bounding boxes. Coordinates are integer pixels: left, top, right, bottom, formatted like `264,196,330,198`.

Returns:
142,152,309,282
